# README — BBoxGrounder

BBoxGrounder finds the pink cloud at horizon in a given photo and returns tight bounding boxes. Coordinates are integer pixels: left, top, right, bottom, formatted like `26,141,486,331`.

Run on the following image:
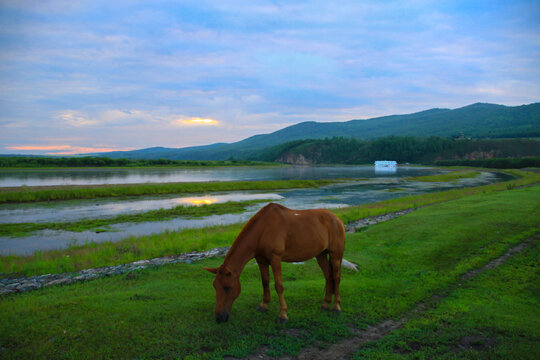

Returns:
6,145,136,155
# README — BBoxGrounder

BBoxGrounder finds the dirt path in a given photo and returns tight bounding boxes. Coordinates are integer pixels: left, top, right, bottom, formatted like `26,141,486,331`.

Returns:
236,235,538,360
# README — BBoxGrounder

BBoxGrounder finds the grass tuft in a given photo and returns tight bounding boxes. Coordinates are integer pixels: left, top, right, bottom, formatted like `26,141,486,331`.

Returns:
0,200,266,237
405,170,480,182
0,179,338,204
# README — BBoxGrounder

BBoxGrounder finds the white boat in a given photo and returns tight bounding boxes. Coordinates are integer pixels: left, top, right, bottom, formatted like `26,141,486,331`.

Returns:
374,160,397,168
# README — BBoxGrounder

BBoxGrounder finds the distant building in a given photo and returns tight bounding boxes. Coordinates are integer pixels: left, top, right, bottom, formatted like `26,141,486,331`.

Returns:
374,160,397,168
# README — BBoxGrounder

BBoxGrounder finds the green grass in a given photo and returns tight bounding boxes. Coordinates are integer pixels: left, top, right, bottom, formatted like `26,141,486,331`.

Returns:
0,156,280,169
352,242,540,359
1,225,244,277
0,179,337,204
405,170,480,182
0,200,266,237
0,185,539,358
1,170,538,277
334,169,538,224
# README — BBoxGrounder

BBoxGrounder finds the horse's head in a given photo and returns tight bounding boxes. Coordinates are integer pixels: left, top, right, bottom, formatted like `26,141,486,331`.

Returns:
204,265,241,323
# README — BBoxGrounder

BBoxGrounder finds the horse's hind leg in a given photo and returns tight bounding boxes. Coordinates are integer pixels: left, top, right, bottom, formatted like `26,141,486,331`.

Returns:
270,256,288,323
329,251,343,313
316,252,333,310
256,257,271,312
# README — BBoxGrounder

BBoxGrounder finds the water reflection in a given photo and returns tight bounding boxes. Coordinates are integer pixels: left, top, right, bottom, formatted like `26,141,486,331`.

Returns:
0,165,436,187
374,167,397,174
182,197,218,206
0,192,284,224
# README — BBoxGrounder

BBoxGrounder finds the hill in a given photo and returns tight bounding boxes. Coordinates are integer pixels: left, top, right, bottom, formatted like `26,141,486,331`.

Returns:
255,136,540,165
92,102,540,160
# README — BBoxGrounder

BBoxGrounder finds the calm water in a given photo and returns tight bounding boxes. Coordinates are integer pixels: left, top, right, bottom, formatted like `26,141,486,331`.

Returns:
0,167,513,254
1,165,435,187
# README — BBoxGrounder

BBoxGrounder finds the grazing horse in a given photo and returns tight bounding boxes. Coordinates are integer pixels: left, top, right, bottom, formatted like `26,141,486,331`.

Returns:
205,203,345,323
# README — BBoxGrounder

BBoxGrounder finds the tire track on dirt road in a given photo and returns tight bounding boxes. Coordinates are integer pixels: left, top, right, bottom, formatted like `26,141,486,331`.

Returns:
237,235,537,360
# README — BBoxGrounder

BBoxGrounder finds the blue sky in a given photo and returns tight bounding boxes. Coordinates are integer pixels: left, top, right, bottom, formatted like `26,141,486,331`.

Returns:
1,0,539,154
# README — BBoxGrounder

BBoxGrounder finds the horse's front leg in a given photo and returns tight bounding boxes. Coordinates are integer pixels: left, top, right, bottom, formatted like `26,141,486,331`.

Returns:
330,253,342,313
270,256,288,323
255,257,271,312
316,252,333,310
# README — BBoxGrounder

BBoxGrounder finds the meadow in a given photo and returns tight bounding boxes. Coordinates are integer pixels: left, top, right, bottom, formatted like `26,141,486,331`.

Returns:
1,169,538,277
404,170,480,182
0,181,538,359
0,156,276,168
0,179,337,204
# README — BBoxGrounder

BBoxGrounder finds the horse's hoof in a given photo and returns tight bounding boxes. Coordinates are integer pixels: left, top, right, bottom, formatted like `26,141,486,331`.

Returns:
255,306,268,313
332,309,341,315
320,306,330,311
276,317,288,324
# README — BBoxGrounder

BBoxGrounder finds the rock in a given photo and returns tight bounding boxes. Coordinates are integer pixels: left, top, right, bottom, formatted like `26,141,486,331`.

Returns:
5,283,20,290
1,239,362,296
346,208,416,233
44,278,73,287
16,282,41,292
131,260,150,266
0,288,15,296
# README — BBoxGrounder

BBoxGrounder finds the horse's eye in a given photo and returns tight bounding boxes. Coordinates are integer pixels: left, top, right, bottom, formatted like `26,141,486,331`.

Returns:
224,286,231,293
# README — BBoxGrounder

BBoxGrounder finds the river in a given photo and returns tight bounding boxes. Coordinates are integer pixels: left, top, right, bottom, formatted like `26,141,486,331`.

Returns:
2,165,437,187
0,166,513,254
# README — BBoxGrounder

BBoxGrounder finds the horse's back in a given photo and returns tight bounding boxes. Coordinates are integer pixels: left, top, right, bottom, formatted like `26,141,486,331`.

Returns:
255,204,345,262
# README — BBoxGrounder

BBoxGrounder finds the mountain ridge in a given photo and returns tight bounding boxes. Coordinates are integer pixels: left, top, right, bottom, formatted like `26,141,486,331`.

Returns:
89,102,540,160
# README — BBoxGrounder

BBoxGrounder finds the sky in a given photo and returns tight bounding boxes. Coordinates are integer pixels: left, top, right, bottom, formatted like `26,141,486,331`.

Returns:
1,0,539,155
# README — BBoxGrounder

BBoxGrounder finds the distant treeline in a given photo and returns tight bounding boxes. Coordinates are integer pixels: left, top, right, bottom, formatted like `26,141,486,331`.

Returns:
435,157,540,169
255,136,540,166
0,156,271,168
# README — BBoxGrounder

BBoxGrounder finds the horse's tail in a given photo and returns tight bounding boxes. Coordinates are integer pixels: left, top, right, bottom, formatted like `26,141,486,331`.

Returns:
342,258,359,272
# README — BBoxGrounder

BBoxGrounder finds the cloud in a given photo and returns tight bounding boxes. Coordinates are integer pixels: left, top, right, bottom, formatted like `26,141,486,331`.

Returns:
54,109,165,128
55,110,97,127
5,145,135,155
0,0,539,154
172,117,220,127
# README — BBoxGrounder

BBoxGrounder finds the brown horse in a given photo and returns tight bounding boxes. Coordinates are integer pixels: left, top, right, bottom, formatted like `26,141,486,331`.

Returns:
204,203,345,323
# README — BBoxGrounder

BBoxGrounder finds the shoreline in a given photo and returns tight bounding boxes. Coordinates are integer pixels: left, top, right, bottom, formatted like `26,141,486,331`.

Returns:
0,179,340,203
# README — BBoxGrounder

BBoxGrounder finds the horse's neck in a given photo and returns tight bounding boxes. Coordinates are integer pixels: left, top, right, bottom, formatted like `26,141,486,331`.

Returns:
223,235,255,275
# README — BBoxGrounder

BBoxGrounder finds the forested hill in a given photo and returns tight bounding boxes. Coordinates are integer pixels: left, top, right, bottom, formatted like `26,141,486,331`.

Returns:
92,102,540,160
255,137,540,165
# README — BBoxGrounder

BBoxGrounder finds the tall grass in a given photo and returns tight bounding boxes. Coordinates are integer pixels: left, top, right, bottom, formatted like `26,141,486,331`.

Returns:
0,200,266,237
1,225,243,277
0,179,338,204
404,170,480,182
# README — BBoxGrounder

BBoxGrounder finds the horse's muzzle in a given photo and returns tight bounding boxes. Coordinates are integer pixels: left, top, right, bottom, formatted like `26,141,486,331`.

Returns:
216,311,229,323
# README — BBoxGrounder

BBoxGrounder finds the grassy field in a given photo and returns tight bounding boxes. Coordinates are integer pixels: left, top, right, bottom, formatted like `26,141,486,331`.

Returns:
334,169,538,224
0,179,337,204
1,169,538,277
0,156,279,169
404,170,480,182
1,225,244,277
0,184,538,359
0,200,266,237
352,241,539,359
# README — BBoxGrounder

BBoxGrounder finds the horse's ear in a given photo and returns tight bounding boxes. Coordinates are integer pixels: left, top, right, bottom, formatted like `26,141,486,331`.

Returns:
221,266,232,276
204,267,218,274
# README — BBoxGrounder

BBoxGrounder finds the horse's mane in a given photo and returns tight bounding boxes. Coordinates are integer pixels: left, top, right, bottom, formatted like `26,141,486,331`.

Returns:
225,203,285,260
